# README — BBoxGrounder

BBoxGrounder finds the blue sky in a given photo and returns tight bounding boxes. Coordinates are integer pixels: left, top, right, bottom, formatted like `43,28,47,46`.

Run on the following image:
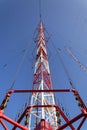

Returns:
0,0,87,129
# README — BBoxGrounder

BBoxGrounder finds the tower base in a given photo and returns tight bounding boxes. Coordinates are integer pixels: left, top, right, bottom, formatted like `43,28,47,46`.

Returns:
34,119,53,130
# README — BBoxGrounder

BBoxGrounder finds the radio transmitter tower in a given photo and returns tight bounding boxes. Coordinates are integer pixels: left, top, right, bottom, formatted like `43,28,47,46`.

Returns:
0,3,87,130
29,21,58,130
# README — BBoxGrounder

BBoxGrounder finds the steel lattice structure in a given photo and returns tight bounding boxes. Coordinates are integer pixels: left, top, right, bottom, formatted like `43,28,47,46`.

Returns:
29,21,58,130
0,20,87,130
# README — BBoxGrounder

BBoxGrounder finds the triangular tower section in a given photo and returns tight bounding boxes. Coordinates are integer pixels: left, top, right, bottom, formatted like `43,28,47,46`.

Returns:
29,21,58,130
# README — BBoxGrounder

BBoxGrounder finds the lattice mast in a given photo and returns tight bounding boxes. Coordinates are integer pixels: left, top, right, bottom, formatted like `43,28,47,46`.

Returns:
0,19,87,130
29,21,58,129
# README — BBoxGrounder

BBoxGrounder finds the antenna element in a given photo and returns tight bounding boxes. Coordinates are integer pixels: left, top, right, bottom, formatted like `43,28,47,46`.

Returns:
39,0,42,20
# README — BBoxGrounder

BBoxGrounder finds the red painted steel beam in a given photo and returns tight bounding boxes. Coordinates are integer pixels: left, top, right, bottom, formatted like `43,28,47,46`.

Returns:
77,117,86,130
71,89,87,114
57,113,85,130
55,105,75,130
0,119,8,130
0,114,28,130
12,107,28,130
8,89,71,94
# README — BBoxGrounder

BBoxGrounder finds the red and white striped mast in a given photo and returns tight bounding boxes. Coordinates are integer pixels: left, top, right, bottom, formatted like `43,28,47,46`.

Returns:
0,1,87,130
29,20,58,129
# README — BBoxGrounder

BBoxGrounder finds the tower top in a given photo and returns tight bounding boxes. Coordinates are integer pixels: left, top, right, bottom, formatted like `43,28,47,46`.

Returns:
39,0,42,21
